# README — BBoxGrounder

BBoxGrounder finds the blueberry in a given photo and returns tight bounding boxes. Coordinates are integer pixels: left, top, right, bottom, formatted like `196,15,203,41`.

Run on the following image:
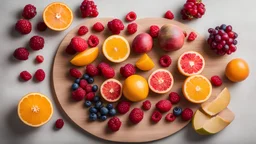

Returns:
100,107,109,115
72,83,79,90
106,104,113,110
89,113,97,121
89,107,98,113
100,115,107,121
92,85,98,92
108,108,117,116
84,101,92,107
74,78,80,84
173,107,182,116
95,101,102,109
83,74,89,80
220,24,227,30
93,95,100,102
87,77,94,84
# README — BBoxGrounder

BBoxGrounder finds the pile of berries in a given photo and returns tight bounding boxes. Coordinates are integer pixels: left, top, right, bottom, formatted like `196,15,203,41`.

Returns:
88,101,117,121
180,0,206,20
80,0,99,18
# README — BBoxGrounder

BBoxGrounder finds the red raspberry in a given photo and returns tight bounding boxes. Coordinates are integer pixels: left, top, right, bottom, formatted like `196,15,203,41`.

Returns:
125,11,137,22
97,62,110,70
211,75,222,86
165,113,176,122
181,108,193,121
120,63,136,78
34,69,45,81
117,101,131,114
169,92,180,104
36,55,44,63
22,4,37,19
29,36,44,51
151,111,162,123
80,0,99,18
188,32,197,41
108,117,122,132
69,68,82,78
149,25,160,38
15,19,32,34
55,119,64,129
107,19,124,34
101,67,115,79
85,84,92,93
142,100,151,110
164,10,174,20
92,22,104,32
127,23,137,34
71,36,88,52
183,31,187,37
156,100,172,113
77,26,88,36
159,55,172,67
79,79,88,89
20,71,32,81
86,92,95,101
86,64,99,77
72,88,86,101
65,44,76,55
129,108,144,124
37,22,47,32
87,35,99,47
181,0,206,20
13,47,29,60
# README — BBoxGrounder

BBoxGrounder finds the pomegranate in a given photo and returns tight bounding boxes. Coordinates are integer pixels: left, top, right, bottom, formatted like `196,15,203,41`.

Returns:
132,33,153,54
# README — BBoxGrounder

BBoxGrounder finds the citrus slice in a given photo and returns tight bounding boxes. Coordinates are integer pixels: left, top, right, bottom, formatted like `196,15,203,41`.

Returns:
70,47,99,66
43,2,73,31
18,93,53,127
135,54,155,71
102,35,130,63
183,75,212,103
100,79,122,102
148,69,174,94
178,51,205,76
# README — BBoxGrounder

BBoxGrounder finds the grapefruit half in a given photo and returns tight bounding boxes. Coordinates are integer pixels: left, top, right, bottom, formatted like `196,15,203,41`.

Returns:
100,79,122,102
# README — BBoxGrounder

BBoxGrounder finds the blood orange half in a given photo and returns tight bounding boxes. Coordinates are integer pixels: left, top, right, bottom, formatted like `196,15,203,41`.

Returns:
148,69,174,94
100,79,122,102
178,51,205,76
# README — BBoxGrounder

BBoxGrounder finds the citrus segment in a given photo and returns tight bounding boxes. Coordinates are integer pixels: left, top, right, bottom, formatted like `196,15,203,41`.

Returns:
70,47,99,66
18,93,53,127
135,54,155,71
102,35,130,63
100,79,122,102
43,2,73,31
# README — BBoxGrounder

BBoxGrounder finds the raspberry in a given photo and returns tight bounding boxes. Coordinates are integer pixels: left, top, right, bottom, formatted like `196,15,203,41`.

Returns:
15,19,32,34
13,47,29,60
107,19,124,34
169,92,181,104
37,22,47,31
72,87,86,101
155,100,172,112
101,67,115,79
120,63,136,78
181,0,206,20
55,119,64,129
159,55,172,67
29,36,45,51
164,10,174,20
125,11,137,22
86,92,95,101
36,55,44,63
108,117,122,132
183,31,187,37
142,100,151,110
79,79,88,89
129,108,144,124
97,62,110,70
80,0,98,18
127,23,137,34
87,35,99,47
85,84,92,93
69,68,82,78
86,64,99,77
34,69,45,81
20,71,32,81
149,25,160,38
77,26,88,36
181,108,193,121
65,44,76,55
151,111,162,123
71,36,88,52
211,75,222,86
165,113,176,122
188,32,197,41
92,22,104,32
117,101,130,114
22,4,37,19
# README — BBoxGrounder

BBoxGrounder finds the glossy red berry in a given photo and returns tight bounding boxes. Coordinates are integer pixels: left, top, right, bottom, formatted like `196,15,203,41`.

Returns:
55,119,64,129
125,11,137,22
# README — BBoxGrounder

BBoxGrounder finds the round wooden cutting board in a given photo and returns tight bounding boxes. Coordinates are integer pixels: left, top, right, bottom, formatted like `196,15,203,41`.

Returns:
52,18,232,142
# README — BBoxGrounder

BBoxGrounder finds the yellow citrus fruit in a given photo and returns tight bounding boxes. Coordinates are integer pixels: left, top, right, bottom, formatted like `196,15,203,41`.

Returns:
18,93,53,127
123,75,149,102
102,35,130,63
135,54,155,71
183,75,212,103
43,2,73,31
70,47,99,66
225,58,249,82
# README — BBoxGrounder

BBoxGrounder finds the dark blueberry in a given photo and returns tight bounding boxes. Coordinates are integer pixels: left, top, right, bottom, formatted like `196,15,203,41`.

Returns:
92,85,98,92
89,113,97,121
208,28,214,33
72,83,79,90
215,26,220,30
215,35,221,42
173,107,182,116
224,45,230,51
89,107,98,113
100,115,107,121
108,108,117,116
87,77,94,84
74,78,80,84
83,74,89,80
233,40,238,45
93,95,100,102
95,101,102,109
106,104,113,110
234,32,238,38
220,24,226,30
84,101,92,107
100,107,109,115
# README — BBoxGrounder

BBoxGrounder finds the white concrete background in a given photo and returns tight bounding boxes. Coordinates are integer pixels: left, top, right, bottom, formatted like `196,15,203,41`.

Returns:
0,0,255,143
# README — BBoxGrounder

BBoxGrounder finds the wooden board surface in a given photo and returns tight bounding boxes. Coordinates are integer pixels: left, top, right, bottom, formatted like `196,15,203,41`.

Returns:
52,18,232,142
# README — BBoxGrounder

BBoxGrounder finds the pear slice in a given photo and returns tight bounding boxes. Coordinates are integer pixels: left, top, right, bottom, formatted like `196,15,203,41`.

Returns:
201,87,230,116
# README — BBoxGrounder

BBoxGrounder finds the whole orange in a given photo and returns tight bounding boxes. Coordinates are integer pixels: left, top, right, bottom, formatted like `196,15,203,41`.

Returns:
225,58,249,82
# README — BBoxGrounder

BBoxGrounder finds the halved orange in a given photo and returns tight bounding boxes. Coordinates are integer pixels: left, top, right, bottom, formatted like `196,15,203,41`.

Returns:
102,35,130,63
183,75,212,103
17,93,53,127
43,2,73,31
